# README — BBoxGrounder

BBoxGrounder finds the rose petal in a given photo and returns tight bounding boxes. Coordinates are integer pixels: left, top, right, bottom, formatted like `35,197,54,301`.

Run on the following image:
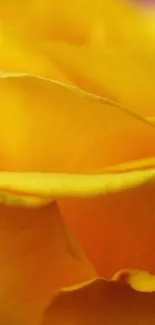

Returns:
59,173,155,277
147,116,155,124
0,75,154,277
0,25,70,83
0,0,148,46
0,202,95,324
40,41,155,117
113,269,155,292
0,169,155,205
0,74,155,174
41,273,155,324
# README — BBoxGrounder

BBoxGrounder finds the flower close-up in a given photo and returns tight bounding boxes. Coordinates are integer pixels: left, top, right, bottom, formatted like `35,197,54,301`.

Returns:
0,0,155,324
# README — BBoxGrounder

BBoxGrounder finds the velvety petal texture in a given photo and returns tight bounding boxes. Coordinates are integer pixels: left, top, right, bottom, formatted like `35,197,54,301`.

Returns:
0,25,70,83
40,42,155,117
0,75,155,174
0,0,155,324
41,276,155,325
0,0,152,44
59,175,155,277
0,202,96,325
0,1,155,119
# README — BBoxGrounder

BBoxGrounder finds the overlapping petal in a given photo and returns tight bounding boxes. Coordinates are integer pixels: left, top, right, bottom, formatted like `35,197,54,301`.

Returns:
0,1,155,324
0,201,95,324
41,273,155,324
0,74,155,279
0,25,70,83
0,0,151,46
0,74,155,174
0,1,155,123
39,41,155,117
59,176,155,277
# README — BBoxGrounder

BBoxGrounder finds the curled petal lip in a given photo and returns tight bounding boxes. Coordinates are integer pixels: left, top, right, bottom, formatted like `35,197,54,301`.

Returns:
0,5,155,324
1,73,155,175
55,269,155,295
0,73,155,278
0,73,155,206
113,269,155,292
42,271,155,324
0,168,155,207
0,74,154,323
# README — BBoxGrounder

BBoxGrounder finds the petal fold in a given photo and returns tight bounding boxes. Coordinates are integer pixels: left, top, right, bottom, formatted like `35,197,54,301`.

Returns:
40,41,155,117
0,202,95,324
41,273,155,325
0,74,155,175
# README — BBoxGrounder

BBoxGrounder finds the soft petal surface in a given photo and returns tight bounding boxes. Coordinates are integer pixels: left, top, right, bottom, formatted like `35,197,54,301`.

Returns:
59,172,155,277
40,41,155,117
0,169,155,203
41,274,155,324
0,74,155,277
0,25,70,83
0,75,155,174
0,0,151,46
0,166,155,209
147,116,155,124
0,202,95,325
1,1,155,118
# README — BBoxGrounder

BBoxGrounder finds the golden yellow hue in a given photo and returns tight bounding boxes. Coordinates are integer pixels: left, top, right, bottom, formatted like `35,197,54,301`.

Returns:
0,73,154,324
0,0,152,44
0,168,155,204
40,41,155,117
1,1,155,118
0,75,155,174
0,0,155,324
0,25,70,83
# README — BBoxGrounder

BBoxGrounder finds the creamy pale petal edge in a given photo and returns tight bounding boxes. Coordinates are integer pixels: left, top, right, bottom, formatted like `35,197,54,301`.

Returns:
0,168,154,206
0,72,154,206
41,271,155,325
55,269,155,294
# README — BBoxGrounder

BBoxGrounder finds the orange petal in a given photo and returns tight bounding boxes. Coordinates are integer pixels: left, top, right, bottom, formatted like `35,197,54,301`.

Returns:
0,74,155,174
59,171,155,277
0,202,95,324
41,273,155,325
147,116,155,124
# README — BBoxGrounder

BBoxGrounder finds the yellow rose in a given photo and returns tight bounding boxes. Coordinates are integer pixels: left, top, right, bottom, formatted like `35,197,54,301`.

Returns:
1,0,155,119
0,1,155,325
